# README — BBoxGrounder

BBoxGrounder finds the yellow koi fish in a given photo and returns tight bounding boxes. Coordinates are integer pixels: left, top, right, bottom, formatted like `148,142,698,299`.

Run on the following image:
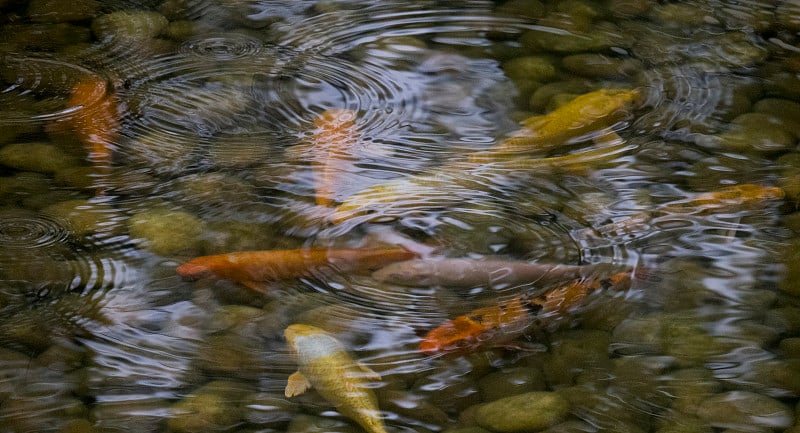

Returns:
284,324,387,433
468,88,640,162
419,271,632,354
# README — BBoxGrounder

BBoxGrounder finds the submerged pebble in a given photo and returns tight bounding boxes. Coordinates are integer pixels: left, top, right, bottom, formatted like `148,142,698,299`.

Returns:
127,208,205,256
168,380,252,433
0,142,82,174
695,390,793,431
474,391,571,432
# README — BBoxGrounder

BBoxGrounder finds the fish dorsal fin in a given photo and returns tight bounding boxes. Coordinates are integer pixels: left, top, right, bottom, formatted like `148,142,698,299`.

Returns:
285,371,312,397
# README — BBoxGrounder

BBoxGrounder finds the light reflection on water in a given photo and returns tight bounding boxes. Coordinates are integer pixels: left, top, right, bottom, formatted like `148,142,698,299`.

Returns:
0,0,798,432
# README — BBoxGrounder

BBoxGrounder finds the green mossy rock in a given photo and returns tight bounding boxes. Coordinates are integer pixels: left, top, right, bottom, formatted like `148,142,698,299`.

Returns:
286,414,362,433
561,54,642,78
41,199,118,238
474,392,570,432
168,380,251,433
502,56,557,83
0,142,81,174
27,0,99,23
695,391,793,431
127,209,205,256
478,367,547,402
92,11,168,42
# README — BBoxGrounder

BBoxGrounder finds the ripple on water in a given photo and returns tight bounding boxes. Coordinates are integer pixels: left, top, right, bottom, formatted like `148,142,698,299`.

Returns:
0,55,108,124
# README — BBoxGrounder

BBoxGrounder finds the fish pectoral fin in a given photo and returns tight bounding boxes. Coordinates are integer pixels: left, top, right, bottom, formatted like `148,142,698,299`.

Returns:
285,371,312,397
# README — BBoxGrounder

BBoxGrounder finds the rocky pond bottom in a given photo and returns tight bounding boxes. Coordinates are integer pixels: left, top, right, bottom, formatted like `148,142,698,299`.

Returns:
2,0,800,433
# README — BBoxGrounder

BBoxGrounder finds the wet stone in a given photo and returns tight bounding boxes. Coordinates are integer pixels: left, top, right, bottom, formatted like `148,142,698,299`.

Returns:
711,113,797,154
763,306,800,336
92,11,169,42
286,414,362,433
168,380,252,433
41,198,119,238
695,390,793,431
502,56,557,83
780,337,800,358
561,54,642,79
127,208,205,256
27,0,99,23
0,142,82,174
477,367,547,402
474,392,571,432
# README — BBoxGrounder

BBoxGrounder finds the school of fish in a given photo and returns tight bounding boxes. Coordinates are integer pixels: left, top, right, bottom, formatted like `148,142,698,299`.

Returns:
168,89,787,433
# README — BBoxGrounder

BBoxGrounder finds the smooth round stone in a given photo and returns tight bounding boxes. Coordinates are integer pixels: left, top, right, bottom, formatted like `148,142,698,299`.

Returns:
607,0,653,17
444,427,492,433
543,330,612,387
780,337,800,358
648,3,714,27
741,358,800,397
92,11,168,41
714,113,797,154
781,239,800,296
528,80,594,111
378,389,450,429
475,392,570,432
127,209,205,256
286,414,362,433
662,368,721,415
495,0,546,20
241,391,296,427
168,380,251,433
478,367,547,401
41,199,119,238
696,391,793,431
561,54,642,78
0,142,81,173
27,0,99,23
502,56,558,83
753,98,800,138
763,306,800,335
200,220,277,255
653,415,712,433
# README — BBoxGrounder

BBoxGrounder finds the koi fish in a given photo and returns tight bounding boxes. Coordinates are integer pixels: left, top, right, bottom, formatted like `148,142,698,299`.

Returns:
177,247,417,293
468,88,640,162
61,76,119,169
285,324,387,433
583,184,785,241
372,258,619,289
419,271,632,354
662,184,785,214
310,109,360,207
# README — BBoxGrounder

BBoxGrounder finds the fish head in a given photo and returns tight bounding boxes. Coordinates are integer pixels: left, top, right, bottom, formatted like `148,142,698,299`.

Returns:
176,261,216,280
284,323,326,349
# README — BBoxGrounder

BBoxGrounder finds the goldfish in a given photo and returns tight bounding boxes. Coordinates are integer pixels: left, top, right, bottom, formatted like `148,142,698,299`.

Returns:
285,324,387,433
372,258,620,289
55,76,119,170
419,271,632,354
310,109,360,207
177,247,417,293
468,88,640,162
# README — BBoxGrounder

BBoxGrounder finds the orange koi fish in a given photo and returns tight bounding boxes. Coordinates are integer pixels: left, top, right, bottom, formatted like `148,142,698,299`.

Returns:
419,271,632,354
177,247,417,293
62,76,119,169
310,109,360,207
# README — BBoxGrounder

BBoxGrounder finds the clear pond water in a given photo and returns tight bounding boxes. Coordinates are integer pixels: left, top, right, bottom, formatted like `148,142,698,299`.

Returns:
1,1,800,432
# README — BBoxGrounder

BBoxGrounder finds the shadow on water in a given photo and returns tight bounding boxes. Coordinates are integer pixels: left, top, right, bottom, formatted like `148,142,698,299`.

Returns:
0,0,799,432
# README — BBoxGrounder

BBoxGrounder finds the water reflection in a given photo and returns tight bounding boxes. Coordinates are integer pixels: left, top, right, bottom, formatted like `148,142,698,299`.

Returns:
0,0,798,432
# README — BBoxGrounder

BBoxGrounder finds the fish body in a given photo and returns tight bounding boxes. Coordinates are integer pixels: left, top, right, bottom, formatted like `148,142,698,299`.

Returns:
285,324,387,433
62,77,119,169
419,271,632,354
372,258,618,289
311,109,360,207
469,88,640,161
663,184,785,214
177,247,417,291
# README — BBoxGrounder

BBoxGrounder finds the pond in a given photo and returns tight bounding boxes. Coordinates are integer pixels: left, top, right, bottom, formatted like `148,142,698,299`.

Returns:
1,0,800,432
